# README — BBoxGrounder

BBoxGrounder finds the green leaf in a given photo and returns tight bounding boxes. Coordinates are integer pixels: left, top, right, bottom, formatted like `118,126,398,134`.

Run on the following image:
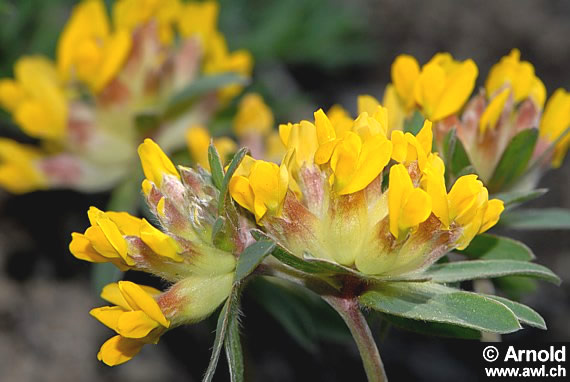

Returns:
423,260,560,285
165,73,248,118
499,208,570,230
488,129,538,192
359,282,522,333
218,147,248,215
380,313,481,339
234,240,276,282
208,144,224,190
203,290,239,382
449,131,471,176
224,311,244,382
403,111,424,135
91,263,123,295
493,188,548,209
482,294,546,330
494,276,538,301
457,234,534,261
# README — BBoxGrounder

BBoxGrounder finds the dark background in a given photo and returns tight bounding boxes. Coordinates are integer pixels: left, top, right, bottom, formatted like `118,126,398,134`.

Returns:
0,0,569,381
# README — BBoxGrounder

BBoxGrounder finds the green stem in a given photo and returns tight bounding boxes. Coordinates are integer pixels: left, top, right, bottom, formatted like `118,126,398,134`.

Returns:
323,294,388,382
261,264,387,382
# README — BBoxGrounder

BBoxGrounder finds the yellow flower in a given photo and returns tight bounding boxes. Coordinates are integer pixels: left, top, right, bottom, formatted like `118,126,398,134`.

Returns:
203,31,253,101
138,138,180,188
177,1,219,45
279,121,320,167
479,88,511,134
91,281,168,366
382,84,406,133
113,0,181,44
229,157,289,221
233,93,274,137
0,56,67,140
539,88,570,167
0,139,47,193
390,120,433,170
57,0,132,92
485,49,546,107
414,53,478,121
326,104,353,136
388,164,432,239
186,125,237,169
391,54,420,111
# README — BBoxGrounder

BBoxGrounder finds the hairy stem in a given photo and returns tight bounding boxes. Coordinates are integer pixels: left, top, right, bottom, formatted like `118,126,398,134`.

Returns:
323,294,388,382
261,264,387,381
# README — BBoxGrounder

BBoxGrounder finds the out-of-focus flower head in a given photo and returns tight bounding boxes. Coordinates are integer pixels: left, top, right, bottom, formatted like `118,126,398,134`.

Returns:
0,0,252,194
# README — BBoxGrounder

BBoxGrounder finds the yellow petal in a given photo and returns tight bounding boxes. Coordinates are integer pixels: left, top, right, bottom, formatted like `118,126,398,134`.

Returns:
357,94,381,116
229,175,255,213
100,283,131,310
233,93,273,137
430,59,478,121
399,187,432,230
0,79,26,111
390,130,408,163
448,175,487,226
479,88,510,134
391,54,420,110
117,310,160,338
326,105,353,135
97,335,144,366
416,120,433,155
479,199,504,233
422,155,449,227
388,164,412,238
138,139,180,187
382,84,406,133
106,211,142,237
330,132,361,193
118,281,170,327
314,108,336,144
69,232,109,263
90,306,126,332
139,218,183,262
94,29,131,92
84,226,122,259
186,125,211,169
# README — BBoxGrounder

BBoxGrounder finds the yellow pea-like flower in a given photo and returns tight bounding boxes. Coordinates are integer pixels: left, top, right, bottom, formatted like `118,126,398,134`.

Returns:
139,218,184,262
279,121,319,167
177,1,219,45
390,120,433,170
327,131,393,195
229,158,289,221
0,56,67,140
138,138,180,188
414,55,478,121
357,94,381,116
539,88,570,167
113,0,181,44
0,138,47,194
326,105,353,136
185,125,237,170
388,164,432,238
91,281,170,366
485,49,545,107
479,88,511,134
391,54,420,111
421,154,449,228
57,0,132,92
382,84,406,133
233,93,274,137
479,199,505,234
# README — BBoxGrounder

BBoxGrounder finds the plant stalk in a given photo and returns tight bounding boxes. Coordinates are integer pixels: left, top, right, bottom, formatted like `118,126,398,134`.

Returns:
323,294,388,382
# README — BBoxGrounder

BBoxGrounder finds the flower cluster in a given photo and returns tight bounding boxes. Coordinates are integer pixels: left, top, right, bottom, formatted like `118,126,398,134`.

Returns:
381,50,569,191
70,139,243,365
0,0,251,193
230,106,504,276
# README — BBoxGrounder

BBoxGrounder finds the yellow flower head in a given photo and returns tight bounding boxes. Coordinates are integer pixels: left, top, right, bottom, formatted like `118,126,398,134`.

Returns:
57,0,132,92
539,88,570,167
390,120,433,170
113,0,181,44
177,1,219,45
229,156,289,221
233,93,274,137
485,49,546,108
414,53,478,121
0,56,67,140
